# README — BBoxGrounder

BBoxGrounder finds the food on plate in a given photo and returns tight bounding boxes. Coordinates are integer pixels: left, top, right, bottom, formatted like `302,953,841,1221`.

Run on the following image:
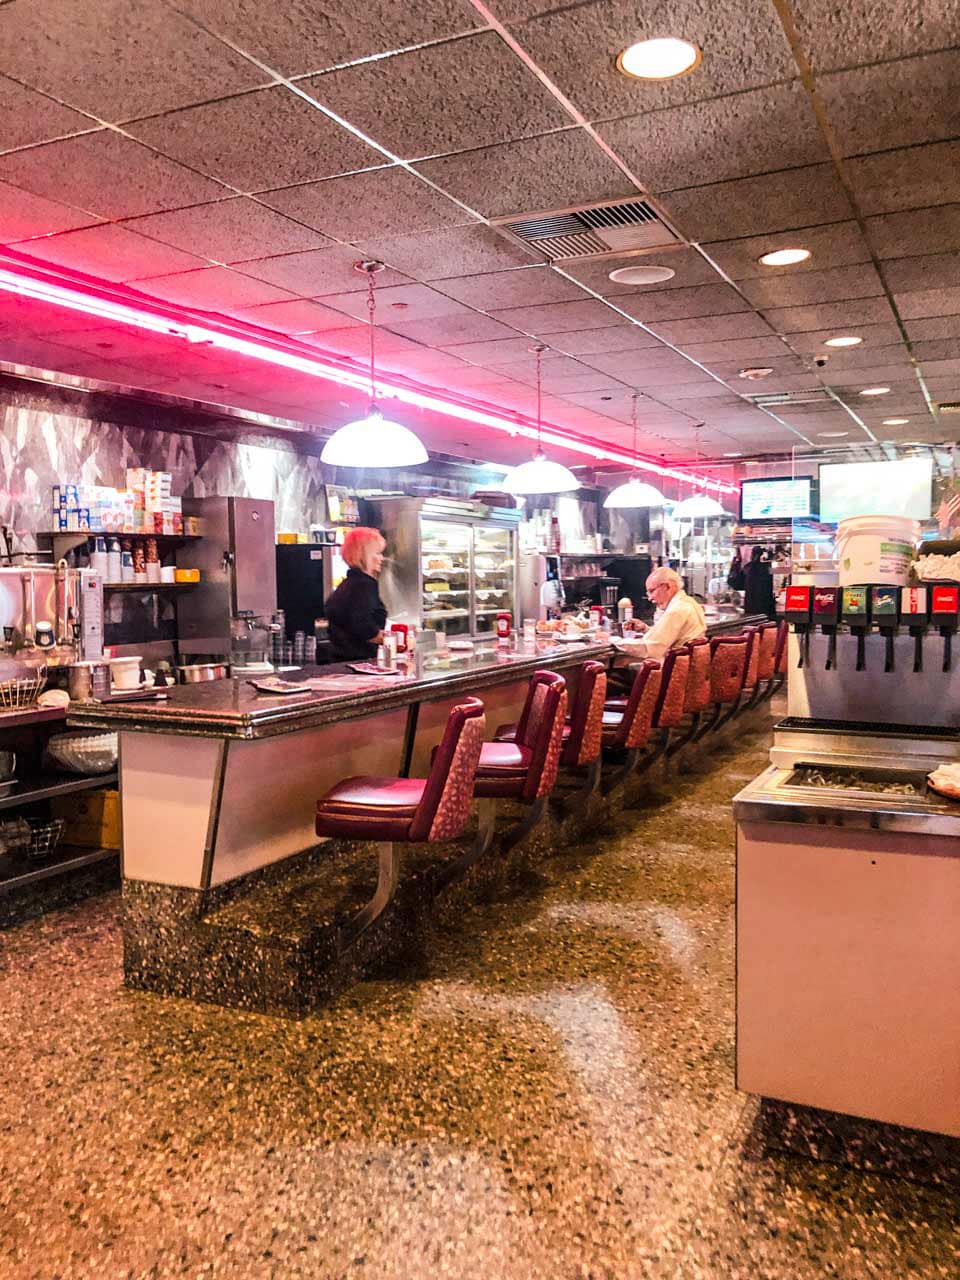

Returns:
928,762,960,798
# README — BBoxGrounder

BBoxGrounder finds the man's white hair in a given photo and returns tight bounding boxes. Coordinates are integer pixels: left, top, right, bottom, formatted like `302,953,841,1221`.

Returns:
647,566,683,590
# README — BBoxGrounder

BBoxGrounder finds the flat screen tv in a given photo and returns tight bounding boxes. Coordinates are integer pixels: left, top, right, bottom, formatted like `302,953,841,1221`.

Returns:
818,457,933,523
739,476,813,522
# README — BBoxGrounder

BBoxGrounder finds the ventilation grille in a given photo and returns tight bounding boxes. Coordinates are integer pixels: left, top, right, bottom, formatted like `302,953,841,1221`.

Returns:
938,401,960,413
745,389,834,407
496,199,678,260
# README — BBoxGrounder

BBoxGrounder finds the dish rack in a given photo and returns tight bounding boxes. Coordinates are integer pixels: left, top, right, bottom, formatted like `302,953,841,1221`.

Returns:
1,817,66,861
0,668,47,710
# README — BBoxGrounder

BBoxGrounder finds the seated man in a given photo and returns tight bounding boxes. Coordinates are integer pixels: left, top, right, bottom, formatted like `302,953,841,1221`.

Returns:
612,568,706,688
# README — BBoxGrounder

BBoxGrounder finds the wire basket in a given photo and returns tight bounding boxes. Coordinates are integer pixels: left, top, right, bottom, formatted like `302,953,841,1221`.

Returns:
4,817,66,861
0,668,48,710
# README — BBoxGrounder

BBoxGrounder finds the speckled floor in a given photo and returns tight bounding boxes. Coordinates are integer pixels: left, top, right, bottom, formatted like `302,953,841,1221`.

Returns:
2,711,958,1279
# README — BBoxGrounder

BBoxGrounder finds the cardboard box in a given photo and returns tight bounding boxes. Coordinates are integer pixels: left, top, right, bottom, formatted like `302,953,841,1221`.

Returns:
51,788,121,850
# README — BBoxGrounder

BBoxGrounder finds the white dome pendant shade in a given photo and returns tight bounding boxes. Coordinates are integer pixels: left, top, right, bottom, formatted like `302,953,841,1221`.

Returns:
602,391,666,509
501,345,580,496
319,260,428,469
671,493,727,518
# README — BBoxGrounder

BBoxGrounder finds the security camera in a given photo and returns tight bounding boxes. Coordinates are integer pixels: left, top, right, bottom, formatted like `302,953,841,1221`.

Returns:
814,355,830,368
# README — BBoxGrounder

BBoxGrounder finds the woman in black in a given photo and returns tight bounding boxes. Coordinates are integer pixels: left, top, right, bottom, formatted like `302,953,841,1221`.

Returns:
742,544,777,620
324,526,388,661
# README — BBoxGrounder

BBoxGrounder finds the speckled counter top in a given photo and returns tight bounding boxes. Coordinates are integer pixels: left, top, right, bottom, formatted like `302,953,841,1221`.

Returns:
67,638,614,740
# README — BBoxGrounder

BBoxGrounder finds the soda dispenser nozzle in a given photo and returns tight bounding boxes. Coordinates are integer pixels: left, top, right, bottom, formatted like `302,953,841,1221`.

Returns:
870,585,899,673
812,586,841,670
899,586,928,674
930,585,959,673
840,586,870,671
782,585,812,668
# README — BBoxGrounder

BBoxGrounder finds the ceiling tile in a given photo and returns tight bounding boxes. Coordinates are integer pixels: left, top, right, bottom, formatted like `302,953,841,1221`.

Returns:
0,0,269,121
233,298,365,334
911,339,960,363
380,312,523,346
791,0,960,73
658,165,853,241
599,82,826,191
488,298,626,334
805,342,910,368
893,287,960,319
704,221,871,280
548,326,665,356
413,128,635,219
904,314,960,341
739,263,884,309
128,88,379,192
257,166,475,240
784,322,904,352
175,0,482,78
303,32,568,159
655,381,744,400
579,348,696,376
825,363,916,387
0,132,228,220
11,223,209,282
616,283,752,323
560,247,720,296
441,337,566,364
865,205,960,258
120,198,330,263
819,51,960,157
763,297,897,332
647,313,776,343
298,326,424,359
513,0,794,121
235,245,409,295
432,266,584,310
357,224,538,279
847,141,960,216
680,337,796,362
135,266,299,311
882,253,960,294
704,355,809,380
0,181,101,241
0,76,94,151
314,282,471,323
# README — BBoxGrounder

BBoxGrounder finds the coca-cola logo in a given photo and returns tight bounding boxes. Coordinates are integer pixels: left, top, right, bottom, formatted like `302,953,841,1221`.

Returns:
813,590,836,609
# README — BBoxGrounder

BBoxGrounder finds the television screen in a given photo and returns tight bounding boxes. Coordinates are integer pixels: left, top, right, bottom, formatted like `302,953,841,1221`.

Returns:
740,477,813,521
818,458,933,523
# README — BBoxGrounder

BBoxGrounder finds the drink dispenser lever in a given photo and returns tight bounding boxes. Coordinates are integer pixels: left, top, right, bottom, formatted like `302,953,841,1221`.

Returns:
782,585,812,668
841,587,870,672
930,585,959,673
899,586,928,674
812,586,840,670
870,585,899,673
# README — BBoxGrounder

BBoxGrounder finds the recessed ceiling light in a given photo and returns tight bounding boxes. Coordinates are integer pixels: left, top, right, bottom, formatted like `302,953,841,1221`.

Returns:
723,451,743,457
883,417,910,425
608,263,676,285
824,335,862,348
616,37,701,80
738,366,775,380
759,248,811,267
860,386,891,396
902,440,923,446
818,431,849,438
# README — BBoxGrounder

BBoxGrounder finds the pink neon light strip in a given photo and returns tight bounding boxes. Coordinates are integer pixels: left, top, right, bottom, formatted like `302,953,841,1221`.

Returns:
0,265,737,495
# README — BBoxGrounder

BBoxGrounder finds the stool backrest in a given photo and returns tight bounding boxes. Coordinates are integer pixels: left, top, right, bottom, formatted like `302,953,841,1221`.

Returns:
562,660,608,768
709,635,749,704
756,622,779,681
683,637,713,714
610,659,662,749
653,647,692,728
740,626,761,690
516,670,568,802
410,697,486,842
774,619,788,674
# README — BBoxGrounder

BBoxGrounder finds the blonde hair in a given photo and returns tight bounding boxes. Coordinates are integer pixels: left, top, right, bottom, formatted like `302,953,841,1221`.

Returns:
341,526,385,573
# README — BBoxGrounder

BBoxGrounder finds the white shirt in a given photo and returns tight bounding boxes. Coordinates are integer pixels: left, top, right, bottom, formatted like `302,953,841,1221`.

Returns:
619,590,706,663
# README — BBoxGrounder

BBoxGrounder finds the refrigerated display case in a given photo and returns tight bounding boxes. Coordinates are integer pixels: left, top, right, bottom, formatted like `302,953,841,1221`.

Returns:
366,497,520,637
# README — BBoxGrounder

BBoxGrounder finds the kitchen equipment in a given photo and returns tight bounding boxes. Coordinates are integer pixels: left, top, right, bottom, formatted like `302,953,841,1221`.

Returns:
46,730,118,775
276,542,347,643
0,662,46,709
3,816,66,861
68,660,111,702
110,655,142,690
179,662,230,683
835,514,918,587
20,573,36,650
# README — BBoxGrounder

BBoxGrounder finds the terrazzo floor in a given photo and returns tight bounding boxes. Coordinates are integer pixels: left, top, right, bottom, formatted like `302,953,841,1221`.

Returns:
2,711,958,1279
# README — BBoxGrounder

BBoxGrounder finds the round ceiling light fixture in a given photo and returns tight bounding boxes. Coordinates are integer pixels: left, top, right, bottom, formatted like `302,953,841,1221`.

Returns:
860,386,891,396
608,263,676,285
738,366,774,380
501,346,580,495
672,493,727,518
616,36,701,80
603,391,666,509
723,451,743,457
824,335,862,348
818,431,849,438
759,247,811,266
883,417,910,425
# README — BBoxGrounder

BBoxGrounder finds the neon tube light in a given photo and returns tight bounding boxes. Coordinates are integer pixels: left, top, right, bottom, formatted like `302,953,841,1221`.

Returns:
0,265,737,495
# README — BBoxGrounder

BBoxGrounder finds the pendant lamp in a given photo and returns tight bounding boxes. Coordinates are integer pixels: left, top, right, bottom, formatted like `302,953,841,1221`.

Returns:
502,347,580,495
672,493,727,518
603,393,666,508
320,260,428,468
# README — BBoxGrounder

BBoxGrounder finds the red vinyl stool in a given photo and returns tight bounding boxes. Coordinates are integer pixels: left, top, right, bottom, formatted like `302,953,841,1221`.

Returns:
316,697,485,939
697,634,750,737
636,645,692,771
737,626,761,711
752,621,780,703
667,636,713,756
599,658,663,788
772,619,789,688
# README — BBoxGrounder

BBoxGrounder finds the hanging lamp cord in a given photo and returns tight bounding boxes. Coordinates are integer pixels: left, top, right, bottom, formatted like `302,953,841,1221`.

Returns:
367,268,377,411
535,346,543,452
630,391,639,478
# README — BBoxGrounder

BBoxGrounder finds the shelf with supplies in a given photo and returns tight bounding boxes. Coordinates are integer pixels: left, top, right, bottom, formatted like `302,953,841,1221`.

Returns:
0,771,119,815
423,608,471,621
36,531,202,560
0,844,116,897
102,581,199,592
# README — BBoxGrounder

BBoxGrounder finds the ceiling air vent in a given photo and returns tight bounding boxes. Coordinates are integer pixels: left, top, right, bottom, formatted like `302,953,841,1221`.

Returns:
744,389,834,407
937,402,960,413
494,198,678,261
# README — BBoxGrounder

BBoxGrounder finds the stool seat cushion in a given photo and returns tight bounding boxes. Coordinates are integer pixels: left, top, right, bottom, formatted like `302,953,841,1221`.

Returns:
495,720,571,744
316,775,426,841
474,740,533,799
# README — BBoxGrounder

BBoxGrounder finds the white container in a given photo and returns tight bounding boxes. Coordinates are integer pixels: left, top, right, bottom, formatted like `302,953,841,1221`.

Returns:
110,656,142,690
835,515,919,587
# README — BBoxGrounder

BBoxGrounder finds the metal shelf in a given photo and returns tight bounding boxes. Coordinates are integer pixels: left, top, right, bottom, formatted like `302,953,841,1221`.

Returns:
0,845,117,895
103,581,198,592
0,771,118,813
423,609,470,621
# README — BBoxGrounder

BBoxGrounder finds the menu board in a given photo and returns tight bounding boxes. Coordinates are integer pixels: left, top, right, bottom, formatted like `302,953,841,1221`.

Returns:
740,477,813,521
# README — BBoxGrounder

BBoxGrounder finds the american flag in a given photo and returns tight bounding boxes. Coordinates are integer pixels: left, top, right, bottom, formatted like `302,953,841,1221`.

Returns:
936,488,960,532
